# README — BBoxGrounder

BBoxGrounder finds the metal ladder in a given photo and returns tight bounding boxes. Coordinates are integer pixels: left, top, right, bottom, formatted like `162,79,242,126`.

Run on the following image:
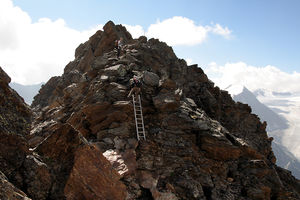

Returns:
132,95,146,141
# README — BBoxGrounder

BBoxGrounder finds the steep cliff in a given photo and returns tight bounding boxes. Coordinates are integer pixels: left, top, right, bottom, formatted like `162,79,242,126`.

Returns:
1,21,300,199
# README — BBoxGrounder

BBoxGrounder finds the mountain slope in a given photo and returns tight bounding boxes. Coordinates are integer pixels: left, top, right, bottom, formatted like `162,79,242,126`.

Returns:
30,21,300,199
1,21,300,200
272,141,300,179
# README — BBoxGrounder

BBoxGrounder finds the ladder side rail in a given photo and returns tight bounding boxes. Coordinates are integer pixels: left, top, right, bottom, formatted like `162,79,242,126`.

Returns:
138,95,146,140
132,95,141,140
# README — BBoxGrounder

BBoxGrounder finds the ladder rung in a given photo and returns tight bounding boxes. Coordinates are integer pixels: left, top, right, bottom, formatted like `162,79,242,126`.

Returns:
133,95,146,141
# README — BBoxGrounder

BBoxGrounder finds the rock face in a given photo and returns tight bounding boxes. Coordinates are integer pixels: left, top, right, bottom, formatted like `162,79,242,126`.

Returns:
0,67,31,199
0,171,30,200
1,21,300,199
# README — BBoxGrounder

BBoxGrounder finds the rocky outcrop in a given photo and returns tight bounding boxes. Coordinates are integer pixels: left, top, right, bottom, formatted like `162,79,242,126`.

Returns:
28,21,300,199
0,66,31,199
1,20,300,199
1,66,126,200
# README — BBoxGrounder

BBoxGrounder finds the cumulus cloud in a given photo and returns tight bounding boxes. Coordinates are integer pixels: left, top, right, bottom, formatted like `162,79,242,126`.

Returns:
0,0,101,84
124,24,145,39
208,23,232,39
146,16,208,46
145,16,232,46
125,17,232,46
0,1,231,85
204,62,300,93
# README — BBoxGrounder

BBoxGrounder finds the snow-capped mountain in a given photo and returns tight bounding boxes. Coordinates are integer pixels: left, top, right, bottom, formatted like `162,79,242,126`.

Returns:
226,84,300,179
228,85,288,132
272,141,300,179
254,88,300,160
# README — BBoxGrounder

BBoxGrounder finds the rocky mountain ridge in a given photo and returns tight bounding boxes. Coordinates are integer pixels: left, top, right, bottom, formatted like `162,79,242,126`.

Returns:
0,21,300,200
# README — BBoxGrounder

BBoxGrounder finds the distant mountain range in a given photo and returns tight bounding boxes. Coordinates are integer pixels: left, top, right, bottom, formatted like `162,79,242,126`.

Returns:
231,86,289,132
272,141,300,179
226,84,300,179
10,82,43,105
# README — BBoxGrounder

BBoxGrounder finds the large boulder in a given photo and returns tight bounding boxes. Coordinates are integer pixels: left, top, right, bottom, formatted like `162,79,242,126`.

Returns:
143,71,159,87
64,144,127,200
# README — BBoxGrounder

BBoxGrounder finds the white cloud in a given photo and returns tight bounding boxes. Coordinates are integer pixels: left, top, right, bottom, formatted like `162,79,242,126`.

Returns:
145,16,232,46
208,23,232,39
0,2,231,85
0,0,101,84
124,24,144,39
146,16,208,46
204,62,300,93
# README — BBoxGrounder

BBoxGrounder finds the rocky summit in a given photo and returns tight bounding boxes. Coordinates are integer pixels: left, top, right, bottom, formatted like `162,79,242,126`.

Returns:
1,21,300,200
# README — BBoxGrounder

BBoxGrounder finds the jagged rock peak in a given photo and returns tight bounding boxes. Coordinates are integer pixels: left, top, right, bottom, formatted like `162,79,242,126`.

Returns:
3,20,300,199
0,66,31,135
74,20,133,62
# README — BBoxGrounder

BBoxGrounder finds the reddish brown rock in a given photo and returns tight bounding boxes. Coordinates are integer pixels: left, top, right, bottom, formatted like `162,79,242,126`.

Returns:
35,123,89,199
28,21,300,200
22,155,52,200
200,136,242,161
0,66,34,199
64,144,127,200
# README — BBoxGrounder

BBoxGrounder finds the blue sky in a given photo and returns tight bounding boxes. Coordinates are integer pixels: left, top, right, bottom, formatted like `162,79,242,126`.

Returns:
1,0,300,92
